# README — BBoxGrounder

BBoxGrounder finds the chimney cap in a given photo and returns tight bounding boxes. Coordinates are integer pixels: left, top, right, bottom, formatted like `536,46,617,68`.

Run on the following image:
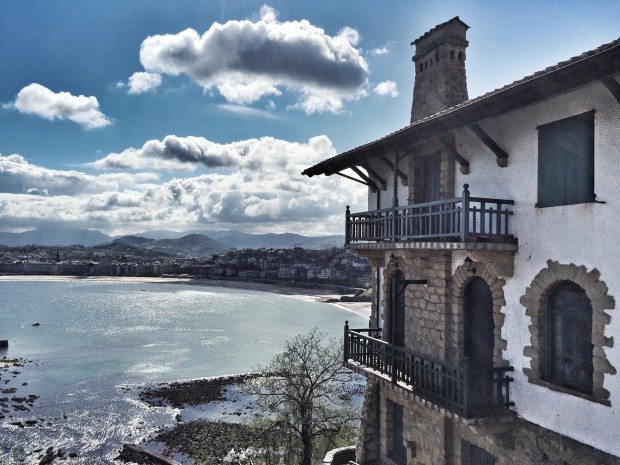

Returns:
411,16,470,46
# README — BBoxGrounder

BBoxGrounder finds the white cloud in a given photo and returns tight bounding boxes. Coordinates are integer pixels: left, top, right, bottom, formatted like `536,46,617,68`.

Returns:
218,103,278,119
5,83,112,129
93,134,333,172
0,154,157,196
373,80,399,97
0,135,366,235
137,5,369,113
127,72,162,94
370,41,394,56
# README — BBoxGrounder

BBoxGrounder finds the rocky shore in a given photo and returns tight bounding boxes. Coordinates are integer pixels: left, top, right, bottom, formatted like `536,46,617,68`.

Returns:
1,357,41,425
121,374,263,464
139,373,257,409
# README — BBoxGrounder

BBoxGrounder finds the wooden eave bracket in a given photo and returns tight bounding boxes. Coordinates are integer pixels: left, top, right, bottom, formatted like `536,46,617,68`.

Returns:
379,155,408,185
360,164,387,190
335,171,377,192
469,123,509,167
351,166,380,192
601,76,620,105
438,136,470,174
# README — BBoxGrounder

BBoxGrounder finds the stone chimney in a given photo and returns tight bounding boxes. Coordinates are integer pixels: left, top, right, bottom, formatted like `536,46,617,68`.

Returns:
410,17,469,123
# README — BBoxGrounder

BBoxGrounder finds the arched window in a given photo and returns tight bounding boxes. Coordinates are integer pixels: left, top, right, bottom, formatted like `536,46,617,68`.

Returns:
450,50,455,60
544,281,593,393
458,51,464,60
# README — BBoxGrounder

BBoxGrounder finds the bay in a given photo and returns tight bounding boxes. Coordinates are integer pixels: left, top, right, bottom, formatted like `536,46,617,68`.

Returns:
0,278,367,464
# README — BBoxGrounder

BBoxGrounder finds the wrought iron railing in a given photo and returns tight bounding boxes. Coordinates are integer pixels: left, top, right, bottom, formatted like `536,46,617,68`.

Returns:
344,323,514,418
345,184,515,244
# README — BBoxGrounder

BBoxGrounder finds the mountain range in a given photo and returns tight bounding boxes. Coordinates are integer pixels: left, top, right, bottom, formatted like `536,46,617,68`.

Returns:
0,225,344,251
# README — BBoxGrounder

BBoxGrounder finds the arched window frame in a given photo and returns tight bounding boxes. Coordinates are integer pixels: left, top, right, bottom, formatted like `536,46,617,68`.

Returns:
521,261,616,405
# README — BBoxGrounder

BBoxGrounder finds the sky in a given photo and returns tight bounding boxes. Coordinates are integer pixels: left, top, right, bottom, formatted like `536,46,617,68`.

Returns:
0,0,618,236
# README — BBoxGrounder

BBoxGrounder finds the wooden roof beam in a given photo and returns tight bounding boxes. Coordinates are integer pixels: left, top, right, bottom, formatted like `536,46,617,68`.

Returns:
601,76,620,105
438,136,470,174
469,123,509,167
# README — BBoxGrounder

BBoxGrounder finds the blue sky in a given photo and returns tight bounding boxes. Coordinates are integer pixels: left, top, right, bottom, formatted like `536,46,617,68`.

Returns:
0,0,618,235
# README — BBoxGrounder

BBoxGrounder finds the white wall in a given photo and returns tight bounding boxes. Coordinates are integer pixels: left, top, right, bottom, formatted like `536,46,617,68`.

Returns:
453,77,620,456
367,154,408,211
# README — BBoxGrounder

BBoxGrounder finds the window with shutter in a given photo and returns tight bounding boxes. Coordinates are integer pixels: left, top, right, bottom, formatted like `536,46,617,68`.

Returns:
537,111,594,207
387,400,406,464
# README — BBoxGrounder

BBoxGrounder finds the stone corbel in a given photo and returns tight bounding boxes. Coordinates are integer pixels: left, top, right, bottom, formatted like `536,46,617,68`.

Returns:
467,250,515,277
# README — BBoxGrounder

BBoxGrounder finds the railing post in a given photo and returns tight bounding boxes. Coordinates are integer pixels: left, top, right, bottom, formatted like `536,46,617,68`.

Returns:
391,346,397,384
344,321,349,364
392,207,398,242
463,356,470,418
461,184,470,242
345,206,351,245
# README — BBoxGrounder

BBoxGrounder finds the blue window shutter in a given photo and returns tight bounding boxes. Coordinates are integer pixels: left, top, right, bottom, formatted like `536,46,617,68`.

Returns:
537,111,594,207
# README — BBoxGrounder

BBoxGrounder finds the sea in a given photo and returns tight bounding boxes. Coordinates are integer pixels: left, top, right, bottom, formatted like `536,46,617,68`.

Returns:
0,278,367,464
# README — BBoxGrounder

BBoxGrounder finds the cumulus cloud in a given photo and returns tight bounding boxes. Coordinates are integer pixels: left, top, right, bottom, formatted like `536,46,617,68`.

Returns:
0,154,157,196
92,134,333,172
137,5,369,113
127,72,162,94
373,80,399,97
0,135,366,235
5,83,112,129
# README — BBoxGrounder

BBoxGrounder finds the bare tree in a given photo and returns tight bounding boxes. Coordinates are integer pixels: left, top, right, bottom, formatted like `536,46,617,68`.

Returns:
245,328,358,465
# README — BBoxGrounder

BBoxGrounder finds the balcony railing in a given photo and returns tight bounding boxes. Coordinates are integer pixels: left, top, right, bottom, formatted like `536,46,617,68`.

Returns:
345,184,515,244
344,323,514,418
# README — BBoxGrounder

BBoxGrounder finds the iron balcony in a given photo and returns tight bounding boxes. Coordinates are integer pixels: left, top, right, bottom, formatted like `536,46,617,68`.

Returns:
344,323,515,419
345,184,515,244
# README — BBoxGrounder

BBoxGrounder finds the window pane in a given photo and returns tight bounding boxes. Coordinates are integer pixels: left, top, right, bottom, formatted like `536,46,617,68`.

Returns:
548,281,594,393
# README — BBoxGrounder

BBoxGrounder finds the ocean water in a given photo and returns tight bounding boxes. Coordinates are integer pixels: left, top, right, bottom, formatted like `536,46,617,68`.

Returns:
0,279,367,464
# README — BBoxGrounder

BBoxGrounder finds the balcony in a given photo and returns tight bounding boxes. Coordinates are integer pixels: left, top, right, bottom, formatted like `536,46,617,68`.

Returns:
344,324,514,419
345,184,515,246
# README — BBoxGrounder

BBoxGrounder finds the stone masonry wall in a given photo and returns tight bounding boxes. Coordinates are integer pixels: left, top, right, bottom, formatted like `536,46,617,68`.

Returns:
382,251,452,360
456,415,620,465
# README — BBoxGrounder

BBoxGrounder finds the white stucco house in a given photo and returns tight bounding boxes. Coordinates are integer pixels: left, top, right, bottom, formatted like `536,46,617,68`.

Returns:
303,17,620,465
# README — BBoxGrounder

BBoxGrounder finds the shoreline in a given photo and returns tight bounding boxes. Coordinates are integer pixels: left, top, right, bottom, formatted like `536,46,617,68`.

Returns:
0,274,371,319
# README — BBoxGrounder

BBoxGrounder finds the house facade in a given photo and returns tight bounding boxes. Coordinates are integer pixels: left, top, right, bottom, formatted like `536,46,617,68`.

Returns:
303,18,620,465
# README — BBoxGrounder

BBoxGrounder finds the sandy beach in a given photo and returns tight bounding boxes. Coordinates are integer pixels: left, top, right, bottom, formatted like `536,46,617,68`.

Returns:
0,275,371,319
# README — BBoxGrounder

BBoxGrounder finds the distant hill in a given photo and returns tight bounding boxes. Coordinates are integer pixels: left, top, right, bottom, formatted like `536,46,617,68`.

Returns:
206,230,344,249
112,235,155,247
93,241,173,259
144,234,227,255
0,226,344,250
0,225,111,247
138,229,344,249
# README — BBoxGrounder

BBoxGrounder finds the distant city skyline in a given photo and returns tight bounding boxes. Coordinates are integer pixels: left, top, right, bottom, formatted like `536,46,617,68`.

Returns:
1,0,618,235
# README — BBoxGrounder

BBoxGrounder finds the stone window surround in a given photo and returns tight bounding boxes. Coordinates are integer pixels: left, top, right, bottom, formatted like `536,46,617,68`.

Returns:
378,252,510,366
521,260,616,405
451,261,509,367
